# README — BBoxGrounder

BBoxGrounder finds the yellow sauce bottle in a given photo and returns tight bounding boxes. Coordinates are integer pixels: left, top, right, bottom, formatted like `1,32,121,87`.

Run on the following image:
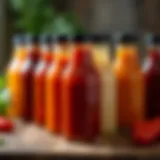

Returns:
6,35,27,118
92,35,117,136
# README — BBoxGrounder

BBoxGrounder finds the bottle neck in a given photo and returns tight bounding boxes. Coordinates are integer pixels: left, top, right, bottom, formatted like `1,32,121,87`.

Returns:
115,44,140,70
116,44,138,55
12,44,27,61
70,42,93,53
26,44,40,63
147,45,160,62
54,42,70,65
148,44,160,53
72,47,93,69
92,43,111,67
40,44,53,63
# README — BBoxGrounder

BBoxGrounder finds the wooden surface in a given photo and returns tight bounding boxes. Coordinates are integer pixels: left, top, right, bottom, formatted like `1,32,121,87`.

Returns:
0,120,159,158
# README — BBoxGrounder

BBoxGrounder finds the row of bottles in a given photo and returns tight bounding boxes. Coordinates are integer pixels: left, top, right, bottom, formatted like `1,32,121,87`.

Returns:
6,34,160,141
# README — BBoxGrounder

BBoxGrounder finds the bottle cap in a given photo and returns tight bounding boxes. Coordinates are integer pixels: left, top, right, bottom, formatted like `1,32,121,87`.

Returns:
115,33,138,44
55,35,69,43
91,34,111,43
40,35,54,45
12,34,26,45
70,35,92,43
25,34,39,44
145,34,160,45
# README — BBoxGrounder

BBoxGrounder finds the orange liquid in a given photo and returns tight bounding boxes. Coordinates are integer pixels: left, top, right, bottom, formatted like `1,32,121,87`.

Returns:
114,46,145,128
6,47,27,117
34,51,53,125
46,53,69,133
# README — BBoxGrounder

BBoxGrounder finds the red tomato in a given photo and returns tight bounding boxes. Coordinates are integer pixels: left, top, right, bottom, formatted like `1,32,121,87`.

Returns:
133,119,160,145
0,117,14,133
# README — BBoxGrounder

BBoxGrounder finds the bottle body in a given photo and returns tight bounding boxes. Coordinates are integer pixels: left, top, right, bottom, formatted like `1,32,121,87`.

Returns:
92,45,117,136
62,48,100,141
100,68,117,135
34,48,52,125
21,47,40,122
46,46,69,133
144,47,160,119
114,46,145,128
6,46,27,118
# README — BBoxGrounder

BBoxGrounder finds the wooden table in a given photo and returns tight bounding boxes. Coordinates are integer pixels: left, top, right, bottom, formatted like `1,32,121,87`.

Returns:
0,120,159,159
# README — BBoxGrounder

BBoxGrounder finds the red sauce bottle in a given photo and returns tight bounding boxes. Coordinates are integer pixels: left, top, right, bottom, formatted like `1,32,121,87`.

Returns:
144,35,160,119
62,35,100,141
33,35,53,125
45,35,70,133
20,35,40,122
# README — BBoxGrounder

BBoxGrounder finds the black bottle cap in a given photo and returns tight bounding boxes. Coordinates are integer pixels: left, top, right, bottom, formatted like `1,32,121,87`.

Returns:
12,34,25,45
40,35,54,45
146,34,160,45
70,35,92,43
25,34,39,44
54,35,69,43
115,33,138,44
91,34,111,43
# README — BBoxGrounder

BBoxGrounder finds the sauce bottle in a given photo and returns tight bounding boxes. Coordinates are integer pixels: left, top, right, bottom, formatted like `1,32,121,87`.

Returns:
6,35,27,118
144,35,160,119
62,35,100,141
20,35,40,122
114,34,145,129
46,35,70,133
92,35,117,136
34,35,53,126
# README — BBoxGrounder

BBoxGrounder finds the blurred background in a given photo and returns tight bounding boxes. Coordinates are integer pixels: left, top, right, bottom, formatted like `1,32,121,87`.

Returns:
0,0,159,159
0,0,160,70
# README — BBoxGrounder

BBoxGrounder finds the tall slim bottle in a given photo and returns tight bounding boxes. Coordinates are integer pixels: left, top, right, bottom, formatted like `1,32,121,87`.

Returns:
62,35,100,141
20,35,40,122
6,35,27,118
46,35,70,133
92,35,117,136
34,35,53,126
144,35,160,119
114,34,145,129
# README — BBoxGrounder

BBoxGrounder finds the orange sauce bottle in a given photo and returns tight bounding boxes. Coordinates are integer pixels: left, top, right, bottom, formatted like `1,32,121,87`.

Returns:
6,35,27,118
46,35,70,133
34,35,53,126
114,34,145,129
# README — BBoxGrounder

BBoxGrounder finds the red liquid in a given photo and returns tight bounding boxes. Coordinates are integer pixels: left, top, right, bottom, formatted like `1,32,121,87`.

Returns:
62,48,100,141
34,51,53,125
21,48,40,122
144,48,160,119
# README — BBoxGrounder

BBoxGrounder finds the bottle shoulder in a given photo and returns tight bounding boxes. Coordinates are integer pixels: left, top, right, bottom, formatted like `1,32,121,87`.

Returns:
7,58,21,72
21,59,33,74
63,65,100,86
34,61,47,76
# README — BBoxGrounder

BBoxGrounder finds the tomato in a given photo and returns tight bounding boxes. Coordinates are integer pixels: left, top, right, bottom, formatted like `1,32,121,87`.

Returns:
133,118,160,145
0,117,14,133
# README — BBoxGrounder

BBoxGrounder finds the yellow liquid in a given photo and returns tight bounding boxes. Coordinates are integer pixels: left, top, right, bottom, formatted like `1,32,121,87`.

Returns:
6,47,27,118
93,45,117,136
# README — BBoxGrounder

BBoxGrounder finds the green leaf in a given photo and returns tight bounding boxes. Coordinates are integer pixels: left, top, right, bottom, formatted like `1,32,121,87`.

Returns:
9,0,24,11
9,0,85,34
0,76,6,90
0,89,11,116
